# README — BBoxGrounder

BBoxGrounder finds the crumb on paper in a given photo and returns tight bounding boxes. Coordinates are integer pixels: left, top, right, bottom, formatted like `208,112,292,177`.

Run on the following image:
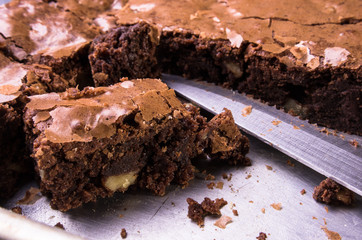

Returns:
11,206,22,215
207,182,215,189
205,173,215,180
261,208,265,214
54,222,65,230
256,232,268,240
349,139,359,148
119,214,124,218
216,181,224,189
312,216,317,220
214,215,232,229
300,189,306,195
300,124,304,127
17,187,41,205
232,209,239,216
293,125,300,130
299,202,303,205
266,165,273,171
321,226,341,240
339,134,345,140
267,128,273,132
121,228,127,239
249,200,254,203
242,105,252,117
271,120,281,126
323,218,327,225
171,202,175,207
245,174,252,179
325,206,329,213
270,203,282,211
287,160,295,167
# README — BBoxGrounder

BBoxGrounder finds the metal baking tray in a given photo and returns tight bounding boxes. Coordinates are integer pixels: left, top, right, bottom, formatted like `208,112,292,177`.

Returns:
1,131,362,239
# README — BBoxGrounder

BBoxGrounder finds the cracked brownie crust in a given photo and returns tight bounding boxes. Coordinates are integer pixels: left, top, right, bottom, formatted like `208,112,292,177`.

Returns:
24,79,249,211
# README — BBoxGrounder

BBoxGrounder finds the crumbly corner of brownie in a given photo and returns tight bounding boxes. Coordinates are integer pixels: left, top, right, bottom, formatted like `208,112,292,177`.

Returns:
205,108,250,166
89,21,160,87
186,197,227,227
313,178,354,205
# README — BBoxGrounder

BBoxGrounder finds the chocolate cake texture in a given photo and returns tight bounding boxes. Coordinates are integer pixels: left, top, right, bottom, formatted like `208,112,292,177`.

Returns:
23,79,249,211
0,0,360,205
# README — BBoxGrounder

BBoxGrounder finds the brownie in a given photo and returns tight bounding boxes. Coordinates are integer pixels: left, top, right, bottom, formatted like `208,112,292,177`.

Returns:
313,178,354,205
88,22,160,87
24,79,249,211
113,0,361,135
0,53,31,199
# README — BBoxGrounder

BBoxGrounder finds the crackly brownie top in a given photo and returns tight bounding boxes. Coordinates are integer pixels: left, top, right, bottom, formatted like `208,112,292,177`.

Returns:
1,0,360,67
0,52,27,103
113,0,361,68
26,78,183,143
0,0,106,57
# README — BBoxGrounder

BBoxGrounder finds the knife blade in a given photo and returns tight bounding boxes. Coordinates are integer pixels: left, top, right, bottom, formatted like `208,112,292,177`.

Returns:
163,74,362,196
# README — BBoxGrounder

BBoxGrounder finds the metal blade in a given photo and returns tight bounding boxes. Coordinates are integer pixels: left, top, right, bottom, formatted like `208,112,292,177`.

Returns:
163,74,362,196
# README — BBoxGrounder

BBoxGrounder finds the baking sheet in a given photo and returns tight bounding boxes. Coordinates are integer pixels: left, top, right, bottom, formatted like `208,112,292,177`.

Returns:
1,134,361,239
163,74,362,195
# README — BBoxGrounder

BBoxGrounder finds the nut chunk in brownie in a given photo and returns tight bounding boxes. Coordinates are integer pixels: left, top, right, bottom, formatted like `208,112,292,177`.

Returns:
313,178,354,205
89,22,160,87
24,78,249,211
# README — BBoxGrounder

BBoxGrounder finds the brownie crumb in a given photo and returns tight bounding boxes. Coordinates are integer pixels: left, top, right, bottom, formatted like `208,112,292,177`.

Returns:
349,139,359,148
241,105,252,117
325,206,329,213
270,203,282,211
119,214,124,218
214,215,232,229
286,160,295,167
271,120,281,126
222,173,232,181
187,197,227,227
216,181,224,189
293,125,300,130
16,187,41,205
11,206,22,215
313,178,354,205
300,189,306,195
265,165,273,171
312,216,317,220
256,232,268,240
321,227,341,240
121,228,127,239
245,174,252,179
54,222,65,230
261,208,265,214
232,209,239,216
205,174,215,181
207,182,215,189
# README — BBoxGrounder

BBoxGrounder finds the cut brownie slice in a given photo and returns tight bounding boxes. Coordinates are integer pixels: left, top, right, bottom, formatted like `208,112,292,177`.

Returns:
88,22,160,87
24,78,249,211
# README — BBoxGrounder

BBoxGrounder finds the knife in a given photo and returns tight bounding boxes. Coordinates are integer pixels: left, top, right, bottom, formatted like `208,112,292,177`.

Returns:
163,74,362,196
